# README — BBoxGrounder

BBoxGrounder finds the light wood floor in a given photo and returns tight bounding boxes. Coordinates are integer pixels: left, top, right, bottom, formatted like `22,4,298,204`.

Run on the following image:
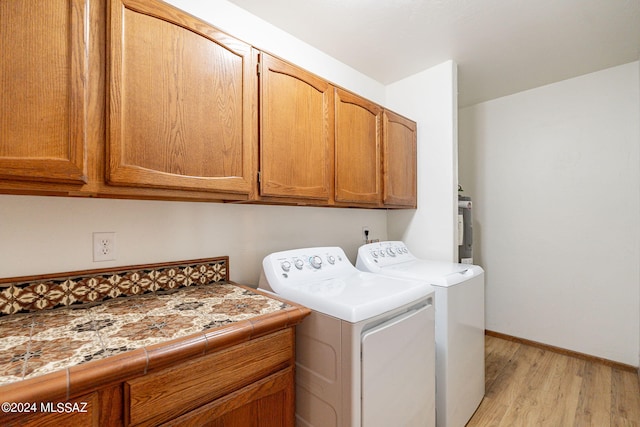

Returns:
466,335,640,426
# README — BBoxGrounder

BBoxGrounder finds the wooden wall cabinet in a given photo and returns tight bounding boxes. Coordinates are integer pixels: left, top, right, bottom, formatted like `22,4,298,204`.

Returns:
258,53,334,203
0,0,417,209
334,90,417,209
107,0,257,196
383,110,417,208
334,88,382,206
0,0,89,186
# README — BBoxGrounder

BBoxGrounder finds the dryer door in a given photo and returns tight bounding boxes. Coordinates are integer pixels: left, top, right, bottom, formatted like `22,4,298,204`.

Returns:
361,300,435,427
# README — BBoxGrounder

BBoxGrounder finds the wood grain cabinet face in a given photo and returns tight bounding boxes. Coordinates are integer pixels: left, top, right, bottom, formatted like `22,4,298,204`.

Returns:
0,0,88,185
108,0,257,195
335,89,382,205
0,0,417,209
125,328,294,426
383,110,417,208
259,53,334,201
163,367,294,427
3,388,121,427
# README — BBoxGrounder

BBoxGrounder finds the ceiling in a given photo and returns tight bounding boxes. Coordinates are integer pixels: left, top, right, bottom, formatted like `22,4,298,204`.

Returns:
227,0,640,107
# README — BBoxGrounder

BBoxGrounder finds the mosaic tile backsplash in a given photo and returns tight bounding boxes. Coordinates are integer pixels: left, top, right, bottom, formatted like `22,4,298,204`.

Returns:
0,257,229,316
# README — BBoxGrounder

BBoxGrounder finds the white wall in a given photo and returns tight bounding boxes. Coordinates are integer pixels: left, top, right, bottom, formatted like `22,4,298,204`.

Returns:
386,62,459,262
459,61,640,366
0,196,386,285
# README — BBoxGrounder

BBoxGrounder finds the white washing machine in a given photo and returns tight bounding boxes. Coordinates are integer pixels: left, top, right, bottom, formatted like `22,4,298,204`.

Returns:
259,247,436,427
356,241,485,427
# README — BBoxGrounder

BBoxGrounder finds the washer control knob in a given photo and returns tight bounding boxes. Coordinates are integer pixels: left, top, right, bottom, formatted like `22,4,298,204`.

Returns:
327,255,336,265
371,250,379,258
310,255,322,269
281,261,291,272
386,247,396,256
294,259,304,270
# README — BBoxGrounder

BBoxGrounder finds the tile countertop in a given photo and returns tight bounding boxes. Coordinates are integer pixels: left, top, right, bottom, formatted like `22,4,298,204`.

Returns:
0,282,309,403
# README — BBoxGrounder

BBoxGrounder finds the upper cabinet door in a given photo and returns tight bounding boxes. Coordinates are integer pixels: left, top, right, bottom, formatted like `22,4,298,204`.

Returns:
383,110,417,208
259,53,334,201
108,0,257,195
335,89,382,205
0,0,88,184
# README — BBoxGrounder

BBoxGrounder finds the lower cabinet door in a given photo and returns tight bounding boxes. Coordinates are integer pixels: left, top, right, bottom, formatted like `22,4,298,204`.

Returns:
3,391,102,427
161,367,294,427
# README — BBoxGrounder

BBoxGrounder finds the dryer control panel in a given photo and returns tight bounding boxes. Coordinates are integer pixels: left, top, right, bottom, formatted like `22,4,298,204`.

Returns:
260,247,356,291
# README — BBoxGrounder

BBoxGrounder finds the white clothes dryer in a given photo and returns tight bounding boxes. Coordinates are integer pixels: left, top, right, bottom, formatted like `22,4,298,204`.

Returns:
259,247,436,427
356,241,485,427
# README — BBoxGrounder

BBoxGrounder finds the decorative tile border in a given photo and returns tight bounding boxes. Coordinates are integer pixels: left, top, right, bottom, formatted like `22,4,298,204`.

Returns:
0,257,229,316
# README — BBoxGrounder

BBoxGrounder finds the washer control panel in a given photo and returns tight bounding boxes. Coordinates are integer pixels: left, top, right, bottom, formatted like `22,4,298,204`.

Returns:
357,241,416,268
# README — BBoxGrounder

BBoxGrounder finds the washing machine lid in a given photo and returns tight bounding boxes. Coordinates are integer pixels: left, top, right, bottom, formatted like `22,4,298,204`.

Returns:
259,247,434,323
356,241,484,287
382,259,483,286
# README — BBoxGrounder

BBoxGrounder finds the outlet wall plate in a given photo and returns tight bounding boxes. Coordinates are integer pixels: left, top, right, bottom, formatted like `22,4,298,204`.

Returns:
93,232,116,262
362,226,370,243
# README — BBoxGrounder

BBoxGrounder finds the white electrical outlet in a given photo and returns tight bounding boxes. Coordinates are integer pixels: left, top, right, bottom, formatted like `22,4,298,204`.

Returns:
362,226,370,243
93,232,116,262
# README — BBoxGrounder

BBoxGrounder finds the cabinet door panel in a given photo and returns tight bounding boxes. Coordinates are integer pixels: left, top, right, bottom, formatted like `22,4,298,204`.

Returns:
0,0,88,184
126,328,293,426
335,89,381,204
108,0,256,194
4,391,102,427
383,110,417,207
260,54,333,200
162,367,294,427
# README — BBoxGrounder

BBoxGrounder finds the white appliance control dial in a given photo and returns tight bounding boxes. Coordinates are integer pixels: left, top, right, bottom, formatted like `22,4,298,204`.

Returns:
310,255,323,269
327,255,336,265
386,248,396,256
281,261,291,272
294,259,304,270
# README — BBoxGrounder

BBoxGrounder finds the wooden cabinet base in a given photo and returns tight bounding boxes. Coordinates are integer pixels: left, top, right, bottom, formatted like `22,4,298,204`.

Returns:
3,386,122,427
162,367,294,427
125,328,293,426
2,328,298,427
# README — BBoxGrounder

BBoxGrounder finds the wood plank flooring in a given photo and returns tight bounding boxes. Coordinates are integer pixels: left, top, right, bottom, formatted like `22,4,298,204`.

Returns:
466,335,640,426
